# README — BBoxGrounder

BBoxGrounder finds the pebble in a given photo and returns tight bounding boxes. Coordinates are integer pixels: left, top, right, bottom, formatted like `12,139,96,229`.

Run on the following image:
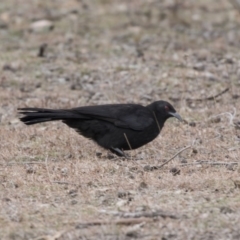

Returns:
30,20,54,32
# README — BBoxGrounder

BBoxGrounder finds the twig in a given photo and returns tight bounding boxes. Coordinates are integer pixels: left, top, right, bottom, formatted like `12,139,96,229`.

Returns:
100,209,181,219
52,181,78,185
124,133,132,150
153,111,161,132
76,209,183,229
186,87,229,103
171,88,229,103
34,229,72,240
75,218,153,229
179,161,238,166
157,145,192,169
4,161,45,165
208,108,236,126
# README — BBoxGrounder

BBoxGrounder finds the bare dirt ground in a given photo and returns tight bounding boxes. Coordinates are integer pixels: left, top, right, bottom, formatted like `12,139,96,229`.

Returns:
1,0,240,239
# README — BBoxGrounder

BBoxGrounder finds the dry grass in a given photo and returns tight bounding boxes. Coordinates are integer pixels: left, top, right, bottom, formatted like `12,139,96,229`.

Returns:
1,0,240,239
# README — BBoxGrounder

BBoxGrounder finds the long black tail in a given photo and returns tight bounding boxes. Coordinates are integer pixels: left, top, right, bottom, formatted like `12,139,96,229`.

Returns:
18,108,80,125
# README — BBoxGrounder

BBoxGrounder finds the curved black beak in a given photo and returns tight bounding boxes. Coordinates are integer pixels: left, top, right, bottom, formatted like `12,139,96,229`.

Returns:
169,112,182,121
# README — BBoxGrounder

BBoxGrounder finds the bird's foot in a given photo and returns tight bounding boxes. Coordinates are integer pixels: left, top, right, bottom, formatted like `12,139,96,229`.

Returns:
110,147,129,159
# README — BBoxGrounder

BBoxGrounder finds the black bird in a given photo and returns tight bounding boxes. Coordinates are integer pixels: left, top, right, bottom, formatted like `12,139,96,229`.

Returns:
18,101,182,157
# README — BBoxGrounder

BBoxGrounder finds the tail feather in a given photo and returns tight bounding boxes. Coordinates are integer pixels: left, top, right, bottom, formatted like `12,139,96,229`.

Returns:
18,107,82,125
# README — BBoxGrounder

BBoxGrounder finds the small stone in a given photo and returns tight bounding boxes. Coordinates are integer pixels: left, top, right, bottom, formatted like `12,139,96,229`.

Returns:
0,21,8,29
9,119,20,125
192,148,198,154
116,199,128,207
26,166,36,174
129,167,138,171
107,153,116,160
128,174,135,179
96,152,102,157
204,72,218,81
144,165,152,171
3,62,21,72
233,180,240,188
70,84,82,90
210,117,221,123
220,206,233,214
193,63,205,71
195,49,209,61
138,182,148,190
71,200,78,205
64,153,73,159
181,159,188,164
61,168,68,176
3,197,11,202
135,151,146,160
196,138,203,144
126,231,139,238
70,193,77,198
118,191,129,198
68,189,78,198
30,223,35,229
143,165,158,171
232,94,239,99
35,82,41,88
57,78,68,84
225,58,234,64
30,20,54,32
226,164,235,171
170,167,180,176
189,122,196,127
234,122,240,130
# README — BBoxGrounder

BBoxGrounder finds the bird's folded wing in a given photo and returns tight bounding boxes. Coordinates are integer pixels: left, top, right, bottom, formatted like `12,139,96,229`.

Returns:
71,104,154,131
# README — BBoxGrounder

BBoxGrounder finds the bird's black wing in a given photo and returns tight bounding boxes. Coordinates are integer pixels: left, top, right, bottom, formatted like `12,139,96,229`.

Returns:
71,104,154,131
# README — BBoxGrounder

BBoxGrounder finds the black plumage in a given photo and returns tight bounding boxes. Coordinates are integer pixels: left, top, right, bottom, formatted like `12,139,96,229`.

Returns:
18,100,182,157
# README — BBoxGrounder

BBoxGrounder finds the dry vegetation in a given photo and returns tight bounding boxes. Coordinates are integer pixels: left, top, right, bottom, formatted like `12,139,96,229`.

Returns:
1,0,240,239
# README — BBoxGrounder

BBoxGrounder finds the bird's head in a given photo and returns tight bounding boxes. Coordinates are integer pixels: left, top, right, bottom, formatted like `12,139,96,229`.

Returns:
147,100,182,126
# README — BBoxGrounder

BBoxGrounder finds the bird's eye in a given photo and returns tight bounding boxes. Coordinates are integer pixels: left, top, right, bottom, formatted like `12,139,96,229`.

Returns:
165,105,169,111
